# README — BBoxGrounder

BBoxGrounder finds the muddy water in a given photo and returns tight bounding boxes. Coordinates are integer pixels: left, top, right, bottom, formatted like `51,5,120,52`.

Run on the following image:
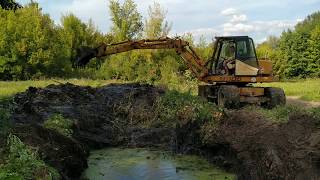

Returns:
82,148,236,180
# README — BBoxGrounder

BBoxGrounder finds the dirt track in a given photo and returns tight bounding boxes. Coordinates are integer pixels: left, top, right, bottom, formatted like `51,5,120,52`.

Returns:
10,83,320,180
287,96,320,108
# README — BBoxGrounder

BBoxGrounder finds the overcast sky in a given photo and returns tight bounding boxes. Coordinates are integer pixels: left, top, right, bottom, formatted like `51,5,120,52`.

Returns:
17,0,320,43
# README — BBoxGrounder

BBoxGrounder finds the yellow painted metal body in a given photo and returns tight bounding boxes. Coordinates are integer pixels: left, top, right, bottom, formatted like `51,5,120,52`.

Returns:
258,60,273,75
203,75,274,83
239,87,264,97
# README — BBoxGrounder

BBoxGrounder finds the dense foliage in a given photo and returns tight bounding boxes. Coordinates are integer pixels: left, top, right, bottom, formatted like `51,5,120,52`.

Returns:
0,0,318,81
0,1,212,82
0,0,21,10
257,11,320,78
0,3,105,80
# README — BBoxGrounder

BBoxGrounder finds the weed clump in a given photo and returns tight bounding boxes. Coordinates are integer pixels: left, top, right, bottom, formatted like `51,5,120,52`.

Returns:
43,114,73,137
0,108,10,137
248,105,320,124
154,90,223,128
0,134,60,180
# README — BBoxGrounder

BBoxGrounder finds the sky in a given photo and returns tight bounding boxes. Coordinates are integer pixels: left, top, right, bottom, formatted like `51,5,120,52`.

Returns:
17,0,320,43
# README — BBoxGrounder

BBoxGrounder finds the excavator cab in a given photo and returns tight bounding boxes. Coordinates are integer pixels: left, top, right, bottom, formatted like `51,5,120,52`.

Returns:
199,36,285,109
211,36,259,76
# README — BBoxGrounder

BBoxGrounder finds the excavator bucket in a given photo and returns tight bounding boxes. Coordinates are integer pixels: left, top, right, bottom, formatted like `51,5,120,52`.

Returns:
74,47,97,67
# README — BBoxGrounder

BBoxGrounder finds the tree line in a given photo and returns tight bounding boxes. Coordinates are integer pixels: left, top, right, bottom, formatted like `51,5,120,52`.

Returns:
0,0,318,81
256,12,320,78
0,0,212,83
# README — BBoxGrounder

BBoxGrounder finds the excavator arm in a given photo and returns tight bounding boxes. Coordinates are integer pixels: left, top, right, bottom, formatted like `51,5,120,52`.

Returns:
75,37,209,80
75,35,285,108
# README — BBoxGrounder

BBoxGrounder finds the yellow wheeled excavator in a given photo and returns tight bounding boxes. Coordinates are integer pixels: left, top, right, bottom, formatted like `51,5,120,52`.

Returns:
75,36,286,108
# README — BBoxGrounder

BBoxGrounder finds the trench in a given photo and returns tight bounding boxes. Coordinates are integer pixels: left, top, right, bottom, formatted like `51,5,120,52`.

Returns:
82,148,236,180
10,83,320,179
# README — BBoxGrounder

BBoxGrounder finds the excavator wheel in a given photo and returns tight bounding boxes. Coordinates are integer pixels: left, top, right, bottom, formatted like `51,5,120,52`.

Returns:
198,85,215,102
263,87,286,109
217,85,240,109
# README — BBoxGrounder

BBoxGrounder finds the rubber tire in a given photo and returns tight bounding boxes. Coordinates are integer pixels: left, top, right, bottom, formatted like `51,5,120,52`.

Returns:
263,87,286,109
217,85,240,109
198,85,210,99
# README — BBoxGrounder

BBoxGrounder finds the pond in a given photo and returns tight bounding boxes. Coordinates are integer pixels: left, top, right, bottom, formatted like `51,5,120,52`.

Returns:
82,148,236,180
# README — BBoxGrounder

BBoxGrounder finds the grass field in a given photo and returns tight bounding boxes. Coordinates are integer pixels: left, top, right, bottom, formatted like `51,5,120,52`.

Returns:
0,79,126,101
257,78,320,101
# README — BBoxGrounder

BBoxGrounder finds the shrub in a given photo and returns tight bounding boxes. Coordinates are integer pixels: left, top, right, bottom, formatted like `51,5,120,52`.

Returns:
153,90,222,128
0,134,60,180
43,114,73,137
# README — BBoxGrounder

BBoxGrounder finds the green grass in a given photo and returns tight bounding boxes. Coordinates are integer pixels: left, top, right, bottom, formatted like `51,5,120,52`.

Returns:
246,105,320,124
0,79,125,101
43,114,73,137
257,78,320,101
0,134,60,180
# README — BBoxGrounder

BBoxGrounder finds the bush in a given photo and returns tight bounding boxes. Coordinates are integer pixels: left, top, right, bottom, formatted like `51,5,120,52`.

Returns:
0,134,60,180
43,114,73,137
153,90,222,128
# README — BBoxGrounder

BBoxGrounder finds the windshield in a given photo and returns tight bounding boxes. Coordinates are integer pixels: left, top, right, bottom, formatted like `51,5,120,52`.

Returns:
236,38,257,61
220,41,235,60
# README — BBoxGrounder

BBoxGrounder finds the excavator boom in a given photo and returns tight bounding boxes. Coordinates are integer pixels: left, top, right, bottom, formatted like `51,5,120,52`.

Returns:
75,36,285,109
75,37,209,80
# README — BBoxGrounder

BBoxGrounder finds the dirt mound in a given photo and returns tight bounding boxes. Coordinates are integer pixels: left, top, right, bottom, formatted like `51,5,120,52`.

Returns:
12,83,167,178
207,110,320,179
13,83,164,147
11,83,320,180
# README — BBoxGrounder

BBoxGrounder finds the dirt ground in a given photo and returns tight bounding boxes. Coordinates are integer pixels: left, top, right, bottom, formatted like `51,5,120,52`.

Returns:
9,83,320,180
287,96,320,109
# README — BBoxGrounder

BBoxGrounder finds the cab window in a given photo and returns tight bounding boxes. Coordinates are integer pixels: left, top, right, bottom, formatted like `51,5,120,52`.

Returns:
236,39,256,61
219,41,235,60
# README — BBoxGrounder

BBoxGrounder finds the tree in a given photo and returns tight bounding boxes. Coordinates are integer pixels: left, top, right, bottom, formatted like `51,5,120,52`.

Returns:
109,0,143,41
144,2,171,39
257,11,320,78
59,14,105,69
256,36,280,60
0,3,63,79
195,35,213,61
0,0,21,10
60,14,88,64
307,25,320,77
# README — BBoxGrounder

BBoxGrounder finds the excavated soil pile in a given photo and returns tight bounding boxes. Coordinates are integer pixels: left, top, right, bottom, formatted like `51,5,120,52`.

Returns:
206,111,320,179
11,83,320,180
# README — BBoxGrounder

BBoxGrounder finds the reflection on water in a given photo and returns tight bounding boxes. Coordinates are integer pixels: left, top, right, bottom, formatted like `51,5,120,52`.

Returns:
82,148,236,180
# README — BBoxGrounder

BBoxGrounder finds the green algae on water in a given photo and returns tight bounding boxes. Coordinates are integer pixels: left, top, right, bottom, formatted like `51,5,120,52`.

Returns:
82,148,236,180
